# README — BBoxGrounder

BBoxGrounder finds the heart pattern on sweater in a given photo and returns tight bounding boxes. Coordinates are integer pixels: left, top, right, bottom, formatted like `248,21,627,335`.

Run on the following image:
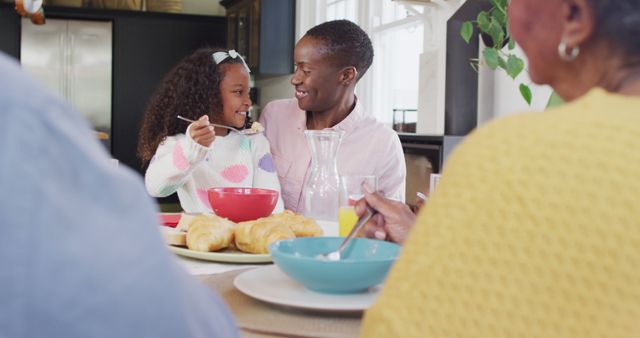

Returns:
159,183,180,197
258,153,276,173
240,137,252,152
220,164,249,183
172,142,189,171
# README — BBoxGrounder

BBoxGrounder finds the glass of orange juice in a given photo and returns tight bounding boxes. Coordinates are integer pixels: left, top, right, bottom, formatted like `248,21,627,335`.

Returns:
338,175,377,236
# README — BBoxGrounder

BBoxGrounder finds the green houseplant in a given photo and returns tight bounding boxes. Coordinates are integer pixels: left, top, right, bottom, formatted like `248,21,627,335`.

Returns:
459,0,532,105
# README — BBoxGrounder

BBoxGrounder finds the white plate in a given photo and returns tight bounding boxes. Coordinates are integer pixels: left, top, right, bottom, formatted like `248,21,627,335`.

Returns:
234,265,380,312
168,246,272,263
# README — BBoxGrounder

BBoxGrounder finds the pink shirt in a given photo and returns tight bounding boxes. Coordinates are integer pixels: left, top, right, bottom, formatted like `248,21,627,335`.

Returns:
260,98,406,212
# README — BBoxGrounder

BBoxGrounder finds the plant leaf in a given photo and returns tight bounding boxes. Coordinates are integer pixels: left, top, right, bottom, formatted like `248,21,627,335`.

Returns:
506,54,524,79
498,55,507,70
488,19,504,48
519,83,532,105
490,7,507,26
460,21,474,44
508,38,515,50
477,12,490,33
483,48,500,70
490,0,508,11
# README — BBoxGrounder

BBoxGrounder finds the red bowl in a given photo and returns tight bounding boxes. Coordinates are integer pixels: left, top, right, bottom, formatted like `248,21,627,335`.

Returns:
208,187,279,223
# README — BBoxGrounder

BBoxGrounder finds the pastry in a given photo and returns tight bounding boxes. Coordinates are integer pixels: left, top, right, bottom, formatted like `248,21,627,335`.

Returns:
160,227,187,247
175,213,200,232
270,210,323,237
186,214,235,252
235,218,295,254
248,121,264,133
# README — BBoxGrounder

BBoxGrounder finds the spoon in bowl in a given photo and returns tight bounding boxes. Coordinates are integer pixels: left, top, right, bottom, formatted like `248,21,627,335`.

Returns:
316,206,377,261
177,115,262,135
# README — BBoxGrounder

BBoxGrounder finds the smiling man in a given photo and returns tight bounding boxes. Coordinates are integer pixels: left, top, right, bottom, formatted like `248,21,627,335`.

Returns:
260,20,406,212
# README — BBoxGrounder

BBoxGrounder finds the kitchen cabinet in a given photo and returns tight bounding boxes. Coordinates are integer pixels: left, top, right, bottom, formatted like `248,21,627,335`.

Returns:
398,134,443,207
220,0,294,75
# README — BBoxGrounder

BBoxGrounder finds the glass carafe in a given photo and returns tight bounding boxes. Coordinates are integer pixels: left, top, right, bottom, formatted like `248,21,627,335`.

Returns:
303,130,344,221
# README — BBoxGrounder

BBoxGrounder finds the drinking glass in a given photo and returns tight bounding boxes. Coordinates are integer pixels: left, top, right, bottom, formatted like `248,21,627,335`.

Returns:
338,175,376,236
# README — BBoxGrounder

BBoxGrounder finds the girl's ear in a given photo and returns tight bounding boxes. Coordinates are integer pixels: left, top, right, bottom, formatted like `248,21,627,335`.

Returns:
339,66,358,86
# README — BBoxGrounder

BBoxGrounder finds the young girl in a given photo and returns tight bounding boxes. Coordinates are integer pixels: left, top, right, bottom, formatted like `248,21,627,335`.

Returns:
137,47,283,213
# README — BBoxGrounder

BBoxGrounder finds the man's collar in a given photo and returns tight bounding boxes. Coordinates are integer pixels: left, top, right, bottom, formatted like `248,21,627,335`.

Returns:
301,96,364,133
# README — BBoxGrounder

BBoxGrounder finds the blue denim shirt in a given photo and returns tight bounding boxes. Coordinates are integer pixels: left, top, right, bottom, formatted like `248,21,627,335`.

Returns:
0,52,238,338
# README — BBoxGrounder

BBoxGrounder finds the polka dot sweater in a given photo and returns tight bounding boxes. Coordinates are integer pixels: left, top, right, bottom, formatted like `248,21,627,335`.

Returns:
361,88,640,338
145,129,283,213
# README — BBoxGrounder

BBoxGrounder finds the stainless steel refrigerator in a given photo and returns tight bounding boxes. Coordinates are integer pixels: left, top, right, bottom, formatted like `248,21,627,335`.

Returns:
20,18,113,149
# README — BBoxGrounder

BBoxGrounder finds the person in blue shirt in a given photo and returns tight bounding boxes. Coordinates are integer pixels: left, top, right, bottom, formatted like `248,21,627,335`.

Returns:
0,52,238,338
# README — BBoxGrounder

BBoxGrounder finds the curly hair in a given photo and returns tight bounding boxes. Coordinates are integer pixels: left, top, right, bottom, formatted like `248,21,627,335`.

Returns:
137,47,246,165
305,19,374,82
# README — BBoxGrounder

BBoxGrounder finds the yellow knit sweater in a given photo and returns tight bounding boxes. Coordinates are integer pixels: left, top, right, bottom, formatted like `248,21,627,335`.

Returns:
361,88,640,338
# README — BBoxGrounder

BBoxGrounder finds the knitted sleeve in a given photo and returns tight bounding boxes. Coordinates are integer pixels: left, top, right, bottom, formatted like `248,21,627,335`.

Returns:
250,134,284,212
144,128,209,197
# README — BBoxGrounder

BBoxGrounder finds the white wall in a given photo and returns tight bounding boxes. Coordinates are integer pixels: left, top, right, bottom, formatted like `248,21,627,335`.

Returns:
477,43,553,126
416,0,465,135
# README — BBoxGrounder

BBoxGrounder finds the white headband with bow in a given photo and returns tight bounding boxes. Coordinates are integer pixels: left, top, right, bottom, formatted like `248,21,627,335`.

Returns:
212,49,251,73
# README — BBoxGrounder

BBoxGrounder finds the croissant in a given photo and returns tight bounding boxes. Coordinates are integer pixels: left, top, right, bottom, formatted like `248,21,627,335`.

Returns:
235,218,295,254
161,227,187,247
186,214,235,252
270,210,323,237
175,213,199,232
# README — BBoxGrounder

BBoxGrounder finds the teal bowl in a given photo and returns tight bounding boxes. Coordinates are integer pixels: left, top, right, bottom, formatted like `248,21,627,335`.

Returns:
268,237,400,294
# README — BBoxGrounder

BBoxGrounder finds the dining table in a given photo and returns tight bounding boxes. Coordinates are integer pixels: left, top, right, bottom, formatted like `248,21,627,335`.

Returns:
170,221,365,338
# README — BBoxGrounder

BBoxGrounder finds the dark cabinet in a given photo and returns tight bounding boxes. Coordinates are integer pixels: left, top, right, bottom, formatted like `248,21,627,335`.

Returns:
220,0,294,75
0,5,21,59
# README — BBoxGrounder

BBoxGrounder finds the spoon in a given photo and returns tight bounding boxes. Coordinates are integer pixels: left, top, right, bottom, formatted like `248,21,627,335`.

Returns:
316,206,376,261
176,115,261,135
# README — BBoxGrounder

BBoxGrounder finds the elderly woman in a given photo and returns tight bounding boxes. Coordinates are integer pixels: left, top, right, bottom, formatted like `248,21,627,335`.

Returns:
259,20,406,212
360,0,640,337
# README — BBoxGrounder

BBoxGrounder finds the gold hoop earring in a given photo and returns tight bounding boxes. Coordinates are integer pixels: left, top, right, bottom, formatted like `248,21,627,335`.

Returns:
558,40,580,61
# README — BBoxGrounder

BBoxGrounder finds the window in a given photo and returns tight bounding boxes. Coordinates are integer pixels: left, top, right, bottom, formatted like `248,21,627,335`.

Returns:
311,0,430,128
324,0,357,22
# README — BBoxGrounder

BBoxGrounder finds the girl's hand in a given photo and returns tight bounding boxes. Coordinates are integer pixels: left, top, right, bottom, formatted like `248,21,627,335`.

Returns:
189,115,215,147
